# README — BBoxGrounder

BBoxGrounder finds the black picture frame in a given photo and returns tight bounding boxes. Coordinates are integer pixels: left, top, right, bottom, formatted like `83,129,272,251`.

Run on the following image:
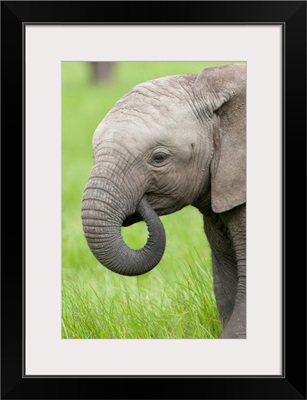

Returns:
1,1,306,399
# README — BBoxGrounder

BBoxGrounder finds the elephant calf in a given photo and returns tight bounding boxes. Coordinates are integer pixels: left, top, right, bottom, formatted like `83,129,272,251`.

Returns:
82,64,246,339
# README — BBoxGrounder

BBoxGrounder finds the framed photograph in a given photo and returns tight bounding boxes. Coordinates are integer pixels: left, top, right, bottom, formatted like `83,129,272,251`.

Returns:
1,1,306,399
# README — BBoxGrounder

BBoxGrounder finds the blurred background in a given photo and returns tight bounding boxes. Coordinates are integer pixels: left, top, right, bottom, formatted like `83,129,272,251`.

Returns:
61,62,231,339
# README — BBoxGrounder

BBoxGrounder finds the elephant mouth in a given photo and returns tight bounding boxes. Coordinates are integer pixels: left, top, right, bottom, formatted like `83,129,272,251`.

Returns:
122,203,165,227
122,212,142,227
122,193,175,227
122,207,167,227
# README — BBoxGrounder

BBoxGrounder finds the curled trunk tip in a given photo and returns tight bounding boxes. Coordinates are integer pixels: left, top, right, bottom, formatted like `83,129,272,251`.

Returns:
82,196,166,276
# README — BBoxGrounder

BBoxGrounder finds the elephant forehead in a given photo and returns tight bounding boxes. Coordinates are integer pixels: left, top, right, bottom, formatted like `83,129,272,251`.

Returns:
93,98,197,146
110,83,191,119
93,116,179,152
92,75,200,151
93,108,200,150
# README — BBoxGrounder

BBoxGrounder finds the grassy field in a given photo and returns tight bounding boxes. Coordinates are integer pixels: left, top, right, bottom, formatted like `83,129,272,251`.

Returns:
62,62,227,339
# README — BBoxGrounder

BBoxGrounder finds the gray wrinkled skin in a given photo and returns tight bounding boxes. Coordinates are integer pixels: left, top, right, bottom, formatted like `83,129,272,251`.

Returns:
82,64,246,338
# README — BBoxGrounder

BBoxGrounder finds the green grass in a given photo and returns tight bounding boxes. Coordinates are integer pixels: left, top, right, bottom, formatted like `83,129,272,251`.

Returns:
62,256,221,339
62,62,227,339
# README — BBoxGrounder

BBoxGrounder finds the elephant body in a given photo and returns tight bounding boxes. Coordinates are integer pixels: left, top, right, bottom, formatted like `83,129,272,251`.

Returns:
82,64,246,338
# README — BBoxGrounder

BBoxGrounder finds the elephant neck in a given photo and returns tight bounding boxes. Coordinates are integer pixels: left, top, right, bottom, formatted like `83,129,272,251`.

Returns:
192,184,212,217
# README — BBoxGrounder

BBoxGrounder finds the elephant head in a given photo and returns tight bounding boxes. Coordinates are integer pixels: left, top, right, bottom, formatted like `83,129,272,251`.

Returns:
82,64,246,276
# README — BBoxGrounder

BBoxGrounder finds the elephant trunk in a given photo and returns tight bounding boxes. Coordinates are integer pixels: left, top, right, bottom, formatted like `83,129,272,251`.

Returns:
81,172,166,276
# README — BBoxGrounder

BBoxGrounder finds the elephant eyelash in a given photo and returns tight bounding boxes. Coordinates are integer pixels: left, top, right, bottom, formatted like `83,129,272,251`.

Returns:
154,153,169,161
151,152,171,166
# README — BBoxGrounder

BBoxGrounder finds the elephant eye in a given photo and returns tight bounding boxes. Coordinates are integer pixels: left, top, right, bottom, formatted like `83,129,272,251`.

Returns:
152,152,170,164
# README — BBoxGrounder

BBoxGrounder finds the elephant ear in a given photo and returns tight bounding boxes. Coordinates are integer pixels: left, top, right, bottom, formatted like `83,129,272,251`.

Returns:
195,64,246,213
